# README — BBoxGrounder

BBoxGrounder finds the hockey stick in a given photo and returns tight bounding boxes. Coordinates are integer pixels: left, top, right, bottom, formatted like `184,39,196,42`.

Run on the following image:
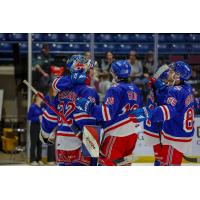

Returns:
183,155,200,163
23,80,82,137
113,154,138,166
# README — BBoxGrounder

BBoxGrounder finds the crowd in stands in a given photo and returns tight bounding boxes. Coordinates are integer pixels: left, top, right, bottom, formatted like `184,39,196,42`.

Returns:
32,44,200,105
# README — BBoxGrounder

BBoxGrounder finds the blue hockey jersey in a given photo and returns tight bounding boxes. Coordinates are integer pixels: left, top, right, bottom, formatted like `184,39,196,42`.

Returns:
144,83,195,153
90,82,142,138
42,80,99,151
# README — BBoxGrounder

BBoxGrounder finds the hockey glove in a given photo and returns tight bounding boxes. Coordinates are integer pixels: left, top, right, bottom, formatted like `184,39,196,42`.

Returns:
76,97,94,114
129,107,152,122
71,72,87,85
148,78,166,91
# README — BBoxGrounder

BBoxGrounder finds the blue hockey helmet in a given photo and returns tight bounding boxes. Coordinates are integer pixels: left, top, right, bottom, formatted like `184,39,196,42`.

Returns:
111,60,131,78
169,61,192,81
66,55,94,74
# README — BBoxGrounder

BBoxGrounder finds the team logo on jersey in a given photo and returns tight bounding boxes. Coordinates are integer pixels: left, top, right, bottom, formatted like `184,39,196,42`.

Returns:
167,97,177,106
105,97,115,105
88,96,96,103
127,91,137,101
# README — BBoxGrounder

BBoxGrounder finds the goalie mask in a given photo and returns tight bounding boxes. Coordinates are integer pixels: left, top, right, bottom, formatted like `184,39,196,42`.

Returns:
66,55,94,85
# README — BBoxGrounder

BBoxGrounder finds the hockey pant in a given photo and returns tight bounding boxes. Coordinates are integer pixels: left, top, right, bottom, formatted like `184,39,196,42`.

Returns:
153,144,183,166
56,148,91,166
99,134,138,166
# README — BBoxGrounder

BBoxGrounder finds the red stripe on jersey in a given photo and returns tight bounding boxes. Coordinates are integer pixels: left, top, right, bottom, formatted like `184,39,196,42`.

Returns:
74,114,92,120
144,131,160,138
52,78,59,91
161,132,192,142
104,119,132,134
43,111,57,121
161,105,168,120
103,104,109,121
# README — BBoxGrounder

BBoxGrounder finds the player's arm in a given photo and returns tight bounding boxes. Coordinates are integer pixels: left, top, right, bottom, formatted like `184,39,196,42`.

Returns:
40,98,58,143
52,73,87,92
76,87,120,122
130,89,180,122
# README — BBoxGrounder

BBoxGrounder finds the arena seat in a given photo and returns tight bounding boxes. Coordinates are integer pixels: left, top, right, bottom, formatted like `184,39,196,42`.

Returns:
43,33,60,42
32,43,43,52
32,33,44,42
0,43,12,52
133,34,153,42
114,34,132,42
115,44,133,53
95,34,115,42
186,34,200,42
0,33,7,41
158,44,170,53
19,43,28,52
8,33,27,41
158,34,169,42
168,34,186,42
189,44,200,53
170,44,187,53
135,44,153,53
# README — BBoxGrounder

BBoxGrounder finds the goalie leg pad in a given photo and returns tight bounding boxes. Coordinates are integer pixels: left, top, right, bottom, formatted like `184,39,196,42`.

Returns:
56,148,91,166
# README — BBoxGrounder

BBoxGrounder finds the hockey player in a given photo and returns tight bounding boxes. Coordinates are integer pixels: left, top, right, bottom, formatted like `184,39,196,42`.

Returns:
40,55,99,166
75,60,142,165
130,61,194,166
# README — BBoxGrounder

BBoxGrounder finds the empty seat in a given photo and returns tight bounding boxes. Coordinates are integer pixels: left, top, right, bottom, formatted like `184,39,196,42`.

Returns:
186,34,200,42
114,34,132,42
0,33,7,41
168,34,186,42
115,44,132,53
135,44,153,53
133,34,153,42
170,44,187,53
32,33,44,41
158,34,169,42
158,44,170,53
8,33,27,41
189,44,200,53
0,43,12,52
95,34,115,42
32,43,43,52
43,33,60,42
19,43,28,52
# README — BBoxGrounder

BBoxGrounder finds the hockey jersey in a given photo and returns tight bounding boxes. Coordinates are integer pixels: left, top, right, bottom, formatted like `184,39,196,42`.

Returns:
42,83,99,151
90,82,142,138
144,83,195,153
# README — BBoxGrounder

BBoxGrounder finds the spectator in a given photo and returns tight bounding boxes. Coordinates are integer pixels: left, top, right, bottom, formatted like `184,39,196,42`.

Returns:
128,51,143,80
98,72,112,102
101,51,115,72
143,51,156,77
27,93,44,166
32,44,54,94
188,68,200,95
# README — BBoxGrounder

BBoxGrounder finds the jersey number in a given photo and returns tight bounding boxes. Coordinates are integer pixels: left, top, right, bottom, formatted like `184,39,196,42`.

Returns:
58,101,76,124
183,108,194,132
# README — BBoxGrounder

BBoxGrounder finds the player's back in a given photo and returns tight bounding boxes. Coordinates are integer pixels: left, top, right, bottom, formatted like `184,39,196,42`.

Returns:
102,82,142,137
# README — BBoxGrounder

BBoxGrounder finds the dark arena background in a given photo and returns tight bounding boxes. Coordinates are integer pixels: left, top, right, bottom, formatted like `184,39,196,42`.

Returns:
0,33,200,165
